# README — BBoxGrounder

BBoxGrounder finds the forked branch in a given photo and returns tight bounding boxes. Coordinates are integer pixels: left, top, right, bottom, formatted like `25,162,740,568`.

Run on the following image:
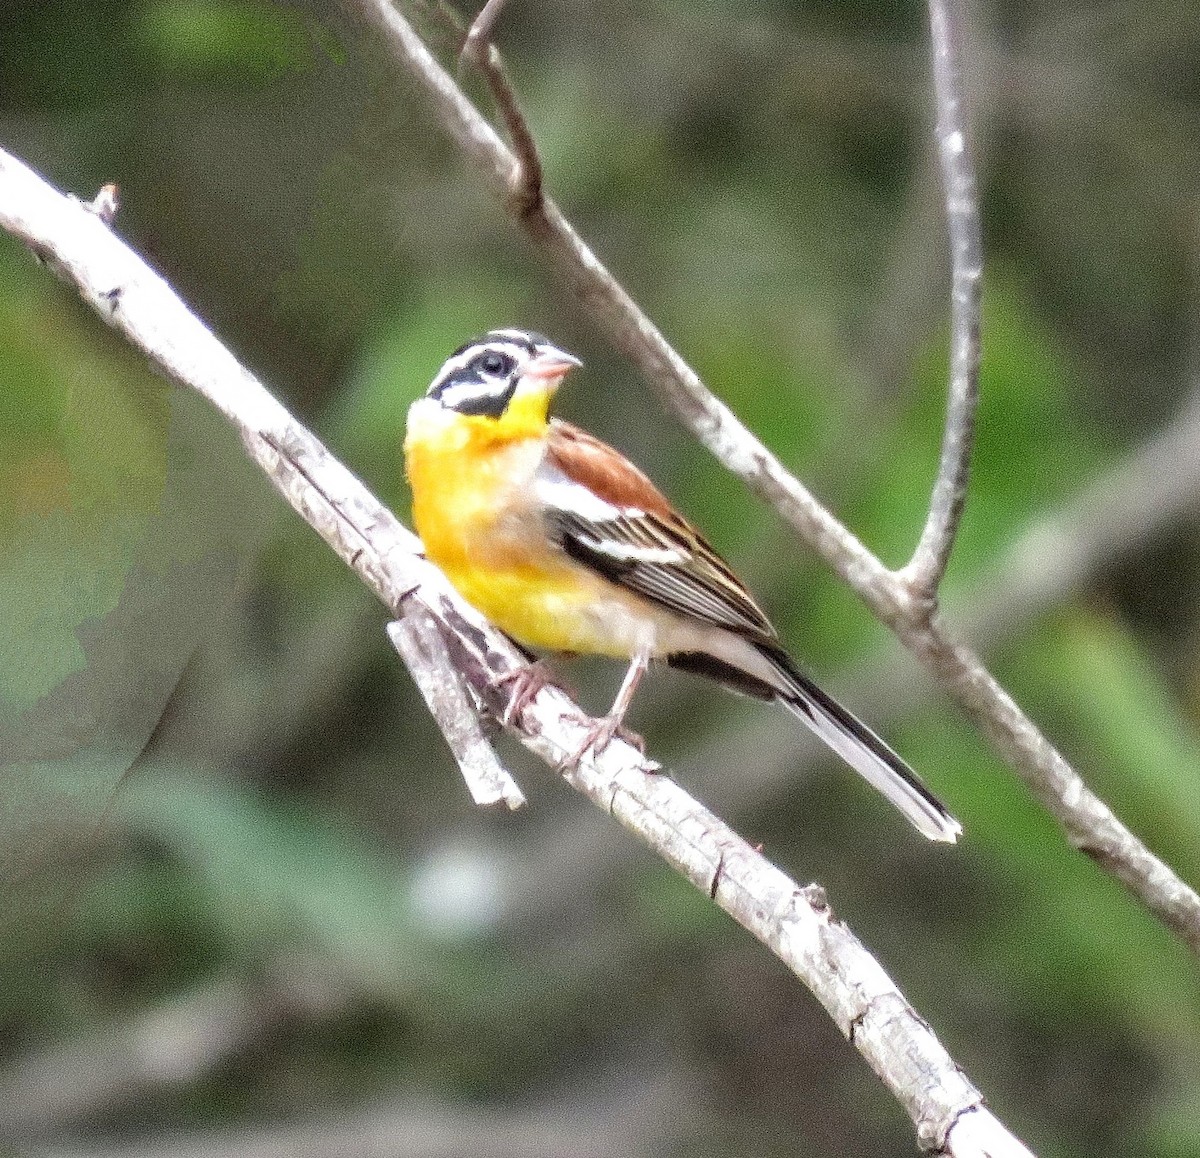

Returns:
0,144,1031,1157
459,0,543,214
341,0,1200,956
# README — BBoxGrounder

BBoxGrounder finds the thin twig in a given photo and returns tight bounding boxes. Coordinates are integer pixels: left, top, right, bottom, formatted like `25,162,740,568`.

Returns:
460,0,508,60
900,0,985,605
0,145,1032,1156
459,0,544,215
342,0,1200,956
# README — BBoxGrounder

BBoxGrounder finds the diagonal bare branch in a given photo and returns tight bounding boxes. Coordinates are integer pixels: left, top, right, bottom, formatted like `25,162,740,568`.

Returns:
340,0,1200,956
900,0,984,603
0,143,1033,1157
508,392,1200,927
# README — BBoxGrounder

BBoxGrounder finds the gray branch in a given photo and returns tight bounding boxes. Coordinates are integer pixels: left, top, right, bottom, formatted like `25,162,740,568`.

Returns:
342,0,1200,955
0,144,1031,1156
459,0,544,215
901,0,984,602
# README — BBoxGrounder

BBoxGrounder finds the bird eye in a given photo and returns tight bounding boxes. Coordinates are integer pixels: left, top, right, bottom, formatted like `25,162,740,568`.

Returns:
474,350,513,377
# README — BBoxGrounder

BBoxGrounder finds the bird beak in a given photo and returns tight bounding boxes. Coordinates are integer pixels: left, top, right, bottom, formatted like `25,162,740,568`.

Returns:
526,345,583,385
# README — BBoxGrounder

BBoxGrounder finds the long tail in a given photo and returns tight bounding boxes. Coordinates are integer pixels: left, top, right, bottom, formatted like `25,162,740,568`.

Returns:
668,643,961,843
760,643,960,842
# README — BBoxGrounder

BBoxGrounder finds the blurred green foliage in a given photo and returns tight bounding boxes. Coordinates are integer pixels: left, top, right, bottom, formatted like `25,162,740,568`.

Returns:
2,1,1200,1156
0,246,168,713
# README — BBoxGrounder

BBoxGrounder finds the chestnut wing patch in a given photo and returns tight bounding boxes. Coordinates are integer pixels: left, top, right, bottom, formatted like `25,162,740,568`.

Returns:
536,458,776,639
546,420,675,515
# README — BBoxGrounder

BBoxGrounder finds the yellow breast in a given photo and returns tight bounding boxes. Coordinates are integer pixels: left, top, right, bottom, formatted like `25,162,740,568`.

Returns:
405,398,636,655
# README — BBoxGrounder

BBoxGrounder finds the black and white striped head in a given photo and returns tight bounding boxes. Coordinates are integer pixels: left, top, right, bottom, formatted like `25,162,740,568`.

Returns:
424,329,582,420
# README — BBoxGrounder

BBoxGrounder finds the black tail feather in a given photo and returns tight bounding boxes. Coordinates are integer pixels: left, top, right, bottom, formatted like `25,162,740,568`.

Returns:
668,643,961,842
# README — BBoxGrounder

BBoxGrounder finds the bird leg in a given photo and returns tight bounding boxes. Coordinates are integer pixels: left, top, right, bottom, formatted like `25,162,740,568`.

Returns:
492,659,562,727
565,649,650,766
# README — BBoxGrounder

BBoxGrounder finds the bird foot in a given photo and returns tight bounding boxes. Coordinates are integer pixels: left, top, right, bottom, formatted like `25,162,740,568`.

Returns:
561,714,646,768
492,660,562,727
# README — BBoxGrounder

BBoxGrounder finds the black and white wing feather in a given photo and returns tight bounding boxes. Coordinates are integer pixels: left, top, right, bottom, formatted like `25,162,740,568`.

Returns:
537,420,961,843
549,505,774,637
539,420,774,636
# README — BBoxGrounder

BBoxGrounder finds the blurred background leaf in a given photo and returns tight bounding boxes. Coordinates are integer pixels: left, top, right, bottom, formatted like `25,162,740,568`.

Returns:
2,1,1199,1155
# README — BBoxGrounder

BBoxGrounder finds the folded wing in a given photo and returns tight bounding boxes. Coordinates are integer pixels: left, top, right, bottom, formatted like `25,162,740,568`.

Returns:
538,420,960,842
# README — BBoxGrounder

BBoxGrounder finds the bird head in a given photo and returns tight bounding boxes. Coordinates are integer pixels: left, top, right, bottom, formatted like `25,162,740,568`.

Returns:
412,329,582,442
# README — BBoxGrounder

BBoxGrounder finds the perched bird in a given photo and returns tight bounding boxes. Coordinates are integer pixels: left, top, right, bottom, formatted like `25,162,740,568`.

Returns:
405,329,960,843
